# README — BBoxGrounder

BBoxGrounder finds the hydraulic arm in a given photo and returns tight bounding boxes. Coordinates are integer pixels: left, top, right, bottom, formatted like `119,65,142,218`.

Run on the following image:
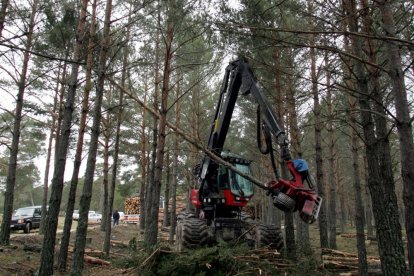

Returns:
196,59,322,224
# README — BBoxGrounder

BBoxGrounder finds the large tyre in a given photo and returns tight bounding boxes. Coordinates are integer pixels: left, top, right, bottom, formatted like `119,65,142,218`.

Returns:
255,224,283,251
24,222,31,234
175,218,209,251
176,210,196,220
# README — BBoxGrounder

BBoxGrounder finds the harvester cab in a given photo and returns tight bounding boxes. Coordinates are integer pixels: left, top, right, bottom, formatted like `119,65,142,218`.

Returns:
190,151,254,221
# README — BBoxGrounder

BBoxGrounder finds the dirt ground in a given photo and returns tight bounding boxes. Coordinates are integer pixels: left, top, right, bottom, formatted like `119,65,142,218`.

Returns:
0,223,146,275
0,222,390,275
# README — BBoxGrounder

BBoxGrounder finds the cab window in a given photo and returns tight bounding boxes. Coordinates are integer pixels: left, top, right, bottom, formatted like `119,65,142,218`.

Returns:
229,164,254,197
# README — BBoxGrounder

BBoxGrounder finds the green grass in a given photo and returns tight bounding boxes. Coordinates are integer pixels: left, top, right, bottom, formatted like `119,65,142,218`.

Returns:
308,224,380,256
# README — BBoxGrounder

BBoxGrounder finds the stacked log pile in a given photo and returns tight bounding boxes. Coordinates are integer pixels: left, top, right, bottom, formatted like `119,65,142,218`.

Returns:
124,197,140,214
321,248,382,275
125,195,186,216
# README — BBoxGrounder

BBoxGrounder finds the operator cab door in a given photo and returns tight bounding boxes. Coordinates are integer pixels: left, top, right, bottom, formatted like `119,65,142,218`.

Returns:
229,164,254,197
217,163,254,198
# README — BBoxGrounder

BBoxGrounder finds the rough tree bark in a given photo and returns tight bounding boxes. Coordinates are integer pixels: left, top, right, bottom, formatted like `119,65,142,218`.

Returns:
336,158,347,234
343,24,368,272
139,76,149,231
169,72,181,242
363,156,374,239
325,52,337,250
57,0,96,271
144,0,161,232
100,93,112,232
273,48,295,258
0,0,38,246
144,0,174,247
102,4,130,256
362,0,402,255
53,59,68,162
343,0,407,274
39,63,61,235
163,152,171,227
349,94,368,276
307,0,328,249
38,0,88,274
285,50,311,255
0,0,9,40
71,0,112,274
376,1,414,274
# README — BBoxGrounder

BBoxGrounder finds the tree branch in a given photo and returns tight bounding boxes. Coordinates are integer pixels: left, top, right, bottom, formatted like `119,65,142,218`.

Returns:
0,43,86,65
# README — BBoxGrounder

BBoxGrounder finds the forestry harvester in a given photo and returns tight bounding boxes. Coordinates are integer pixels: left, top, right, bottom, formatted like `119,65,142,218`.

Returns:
175,59,322,251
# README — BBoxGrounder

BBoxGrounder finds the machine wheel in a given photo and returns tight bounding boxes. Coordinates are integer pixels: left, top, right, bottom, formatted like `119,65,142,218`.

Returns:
176,210,197,220
255,224,283,251
24,222,31,234
175,218,209,251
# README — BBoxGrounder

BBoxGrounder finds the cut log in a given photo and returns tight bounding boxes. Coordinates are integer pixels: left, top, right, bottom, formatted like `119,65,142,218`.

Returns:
110,240,129,247
321,248,380,261
84,255,110,266
322,260,358,270
84,248,104,257
23,244,42,252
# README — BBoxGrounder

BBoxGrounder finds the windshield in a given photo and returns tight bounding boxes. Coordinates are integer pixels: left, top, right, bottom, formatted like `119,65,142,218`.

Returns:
14,208,34,216
229,164,254,197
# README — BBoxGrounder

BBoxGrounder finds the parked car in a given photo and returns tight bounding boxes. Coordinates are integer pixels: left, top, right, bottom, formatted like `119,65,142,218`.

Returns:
72,210,80,220
73,210,96,221
10,206,43,233
88,212,102,224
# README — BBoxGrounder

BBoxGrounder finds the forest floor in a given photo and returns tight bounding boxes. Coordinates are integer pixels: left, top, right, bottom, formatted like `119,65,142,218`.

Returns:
1,222,140,275
0,220,392,275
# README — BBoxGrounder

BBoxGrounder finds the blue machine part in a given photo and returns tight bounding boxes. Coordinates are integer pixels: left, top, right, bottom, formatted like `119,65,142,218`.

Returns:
293,159,309,172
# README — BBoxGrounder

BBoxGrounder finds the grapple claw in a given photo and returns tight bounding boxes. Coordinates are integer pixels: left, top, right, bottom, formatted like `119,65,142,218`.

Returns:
299,196,322,224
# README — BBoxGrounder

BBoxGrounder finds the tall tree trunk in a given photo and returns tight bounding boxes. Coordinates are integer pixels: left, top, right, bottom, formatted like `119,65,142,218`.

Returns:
144,0,174,247
169,72,181,242
376,1,414,274
71,0,112,274
349,94,368,276
365,189,374,238
0,0,38,246
163,151,170,227
40,64,61,235
344,21,368,271
54,60,68,162
139,76,149,231
39,0,88,273
362,0,404,263
307,0,328,249
337,159,347,233
144,0,161,231
57,0,96,271
273,48,295,258
285,50,311,255
343,0,407,274
0,0,9,39
100,102,111,232
325,52,337,250
103,3,130,256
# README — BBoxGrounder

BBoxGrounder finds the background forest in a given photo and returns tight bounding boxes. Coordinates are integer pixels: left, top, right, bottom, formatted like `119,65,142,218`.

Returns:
0,0,413,275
